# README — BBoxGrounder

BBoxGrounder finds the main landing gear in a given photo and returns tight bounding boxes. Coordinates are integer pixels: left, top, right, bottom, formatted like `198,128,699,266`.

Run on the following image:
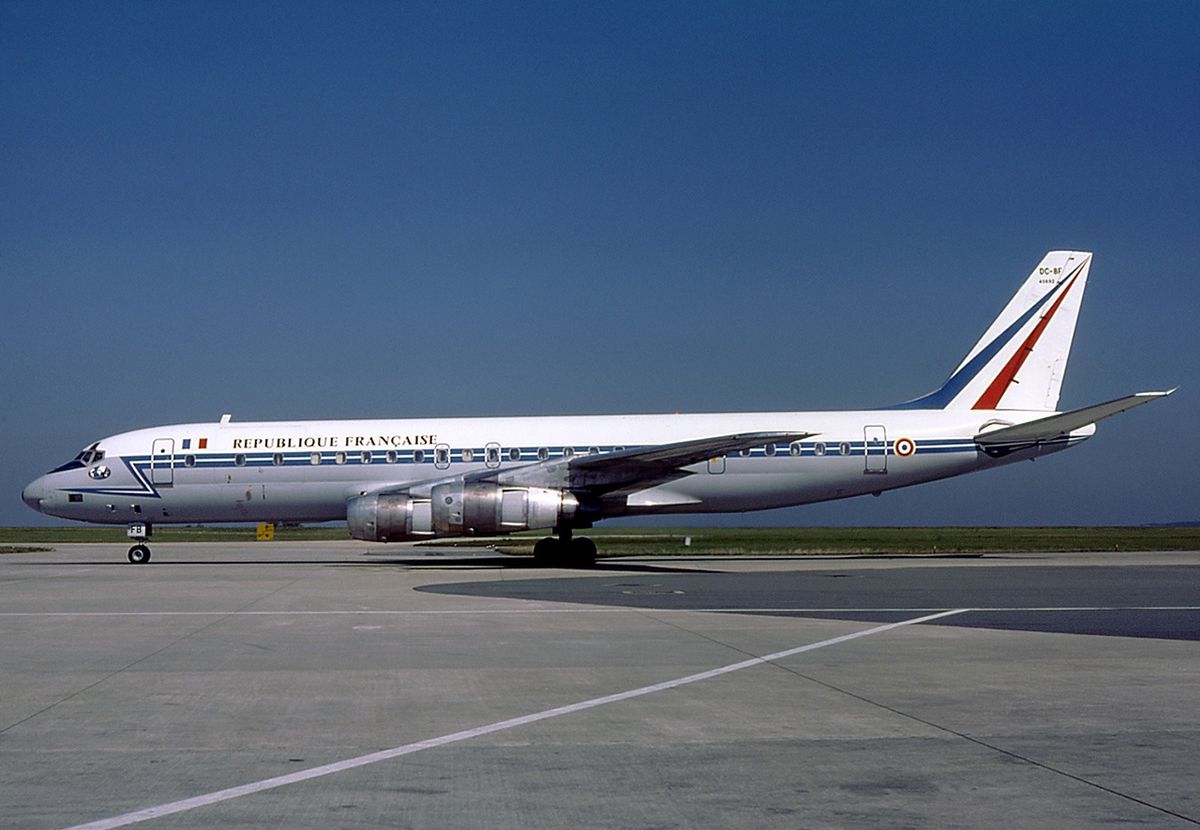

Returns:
127,523,152,564
532,526,597,568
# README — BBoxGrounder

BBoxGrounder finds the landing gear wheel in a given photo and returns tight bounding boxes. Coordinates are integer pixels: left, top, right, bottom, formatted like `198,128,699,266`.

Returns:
568,536,597,567
127,544,151,564
532,535,597,567
532,536,560,565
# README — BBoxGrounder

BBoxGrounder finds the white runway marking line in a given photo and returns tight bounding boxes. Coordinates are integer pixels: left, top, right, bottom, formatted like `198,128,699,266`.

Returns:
59,608,969,830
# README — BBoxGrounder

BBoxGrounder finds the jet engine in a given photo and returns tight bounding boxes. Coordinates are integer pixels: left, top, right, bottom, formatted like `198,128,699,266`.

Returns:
346,493,433,542
347,484,579,542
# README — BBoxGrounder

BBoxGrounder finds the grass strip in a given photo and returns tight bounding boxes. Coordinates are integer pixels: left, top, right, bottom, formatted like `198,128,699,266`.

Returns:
0,545,53,554
0,526,344,543
2,526,1195,554
457,526,1200,556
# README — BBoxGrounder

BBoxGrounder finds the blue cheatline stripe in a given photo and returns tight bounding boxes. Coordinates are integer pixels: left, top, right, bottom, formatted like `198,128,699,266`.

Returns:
62,438,986,500
83,439,980,480
887,266,1083,411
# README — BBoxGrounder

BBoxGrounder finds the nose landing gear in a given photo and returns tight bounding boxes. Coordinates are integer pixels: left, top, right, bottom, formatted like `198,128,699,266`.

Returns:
127,522,152,564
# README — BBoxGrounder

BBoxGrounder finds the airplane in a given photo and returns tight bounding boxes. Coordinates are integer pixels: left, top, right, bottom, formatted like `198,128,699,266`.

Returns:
22,250,1174,566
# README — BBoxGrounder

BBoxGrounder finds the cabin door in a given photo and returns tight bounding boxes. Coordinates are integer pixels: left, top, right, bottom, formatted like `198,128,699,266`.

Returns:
151,438,175,485
864,426,887,474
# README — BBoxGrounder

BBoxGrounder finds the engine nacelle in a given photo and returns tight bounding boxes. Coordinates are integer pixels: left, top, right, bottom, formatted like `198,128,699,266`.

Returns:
348,485,580,542
346,493,434,542
432,482,578,536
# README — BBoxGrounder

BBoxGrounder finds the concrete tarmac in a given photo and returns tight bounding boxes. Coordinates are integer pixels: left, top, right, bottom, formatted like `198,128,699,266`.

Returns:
1,543,1197,829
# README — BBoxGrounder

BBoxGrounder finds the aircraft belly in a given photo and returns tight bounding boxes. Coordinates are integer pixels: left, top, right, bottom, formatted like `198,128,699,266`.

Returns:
625,453,985,514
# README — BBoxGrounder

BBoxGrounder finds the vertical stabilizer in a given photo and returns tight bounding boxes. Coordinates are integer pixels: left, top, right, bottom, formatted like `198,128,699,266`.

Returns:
895,251,1092,411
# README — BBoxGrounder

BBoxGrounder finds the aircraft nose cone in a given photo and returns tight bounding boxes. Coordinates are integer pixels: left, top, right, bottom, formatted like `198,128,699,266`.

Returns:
22,477,46,512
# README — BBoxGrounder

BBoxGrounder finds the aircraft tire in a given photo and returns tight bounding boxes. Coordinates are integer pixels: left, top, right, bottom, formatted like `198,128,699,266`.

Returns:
568,537,597,567
127,544,151,564
532,537,559,565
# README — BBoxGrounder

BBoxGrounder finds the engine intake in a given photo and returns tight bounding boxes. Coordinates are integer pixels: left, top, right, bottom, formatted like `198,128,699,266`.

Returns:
346,493,433,542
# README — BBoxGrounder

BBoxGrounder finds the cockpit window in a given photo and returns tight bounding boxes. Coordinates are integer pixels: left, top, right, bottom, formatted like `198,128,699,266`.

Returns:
50,445,104,474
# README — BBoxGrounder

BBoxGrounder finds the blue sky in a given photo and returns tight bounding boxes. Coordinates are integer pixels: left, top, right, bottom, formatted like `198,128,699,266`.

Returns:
2,1,1197,527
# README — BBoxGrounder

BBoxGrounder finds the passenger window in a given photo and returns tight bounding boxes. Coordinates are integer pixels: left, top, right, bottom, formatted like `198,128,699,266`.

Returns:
184,454,196,467
414,449,425,464
310,452,322,465
814,442,827,456
462,448,474,462
234,454,246,467
788,442,801,457
335,452,346,465
486,446,500,464
509,447,521,462
839,442,852,456
562,446,575,459
537,447,549,461
739,448,751,457
361,451,372,465
272,453,283,466
435,445,450,469
386,450,397,464
588,446,600,455
765,444,776,456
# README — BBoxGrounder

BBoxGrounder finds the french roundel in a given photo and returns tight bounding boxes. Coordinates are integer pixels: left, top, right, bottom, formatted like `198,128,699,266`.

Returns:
894,437,916,458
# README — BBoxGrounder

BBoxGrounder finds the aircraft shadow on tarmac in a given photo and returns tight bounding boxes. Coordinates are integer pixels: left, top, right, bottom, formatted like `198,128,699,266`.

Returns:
418,565,1200,642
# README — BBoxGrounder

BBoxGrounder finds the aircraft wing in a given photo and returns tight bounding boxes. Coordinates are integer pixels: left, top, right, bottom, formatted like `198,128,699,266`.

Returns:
362,431,814,500
974,390,1175,451
471,431,815,494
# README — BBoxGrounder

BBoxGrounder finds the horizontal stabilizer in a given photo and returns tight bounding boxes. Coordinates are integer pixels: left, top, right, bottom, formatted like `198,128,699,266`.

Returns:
975,390,1176,447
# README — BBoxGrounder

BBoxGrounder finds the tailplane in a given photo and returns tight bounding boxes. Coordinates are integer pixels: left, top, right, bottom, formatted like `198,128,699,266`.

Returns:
896,251,1092,411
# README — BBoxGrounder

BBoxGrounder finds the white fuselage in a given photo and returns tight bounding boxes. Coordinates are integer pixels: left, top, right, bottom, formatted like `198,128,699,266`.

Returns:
23,408,1088,528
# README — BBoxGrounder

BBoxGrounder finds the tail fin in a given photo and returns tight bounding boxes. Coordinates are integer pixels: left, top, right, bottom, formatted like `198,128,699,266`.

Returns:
895,251,1092,411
